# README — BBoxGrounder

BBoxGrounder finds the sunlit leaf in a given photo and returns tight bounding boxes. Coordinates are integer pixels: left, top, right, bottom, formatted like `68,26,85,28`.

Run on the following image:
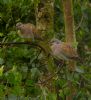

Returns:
0,66,4,76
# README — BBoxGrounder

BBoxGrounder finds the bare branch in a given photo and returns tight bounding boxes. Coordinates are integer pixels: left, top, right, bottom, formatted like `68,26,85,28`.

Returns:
0,41,46,53
75,15,84,31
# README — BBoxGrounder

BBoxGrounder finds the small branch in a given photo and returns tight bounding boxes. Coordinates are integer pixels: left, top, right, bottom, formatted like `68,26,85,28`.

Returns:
38,62,64,85
0,42,46,53
75,15,84,31
0,41,36,46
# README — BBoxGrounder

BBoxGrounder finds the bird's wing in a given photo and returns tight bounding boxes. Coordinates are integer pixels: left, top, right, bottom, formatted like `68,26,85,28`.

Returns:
24,23,35,32
51,43,68,60
25,23,42,39
60,42,78,59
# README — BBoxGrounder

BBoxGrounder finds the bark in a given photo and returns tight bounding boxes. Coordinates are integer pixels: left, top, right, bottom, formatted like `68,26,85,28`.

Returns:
35,0,60,98
62,0,76,71
62,0,77,99
35,0,55,72
36,0,54,33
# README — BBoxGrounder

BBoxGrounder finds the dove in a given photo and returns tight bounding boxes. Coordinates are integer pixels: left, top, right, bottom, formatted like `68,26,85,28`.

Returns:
50,39,79,61
16,22,42,41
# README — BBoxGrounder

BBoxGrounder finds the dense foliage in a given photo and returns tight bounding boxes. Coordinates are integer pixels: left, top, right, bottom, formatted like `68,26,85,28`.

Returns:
0,0,91,99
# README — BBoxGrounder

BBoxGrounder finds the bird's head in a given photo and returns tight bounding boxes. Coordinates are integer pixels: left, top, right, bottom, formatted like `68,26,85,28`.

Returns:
50,38,61,45
16,22,23,30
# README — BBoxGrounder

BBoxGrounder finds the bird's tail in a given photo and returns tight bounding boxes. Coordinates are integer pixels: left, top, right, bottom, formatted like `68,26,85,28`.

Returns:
69,56,83,64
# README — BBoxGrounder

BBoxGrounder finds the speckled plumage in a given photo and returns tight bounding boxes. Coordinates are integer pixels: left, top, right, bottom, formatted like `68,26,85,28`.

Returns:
16,22,42,40
51,39,79,61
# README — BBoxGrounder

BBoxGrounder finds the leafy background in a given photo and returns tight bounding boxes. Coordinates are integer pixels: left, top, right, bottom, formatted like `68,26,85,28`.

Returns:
0,0,91,99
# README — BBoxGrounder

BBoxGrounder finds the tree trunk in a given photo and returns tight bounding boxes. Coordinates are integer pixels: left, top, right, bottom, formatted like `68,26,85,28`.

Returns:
62,0,77,99
35,0,56,93
35,0,55,71
62,0,76,71
36,0,54,34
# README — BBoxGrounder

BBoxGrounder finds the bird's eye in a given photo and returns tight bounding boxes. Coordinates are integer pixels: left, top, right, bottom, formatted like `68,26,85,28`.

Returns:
56,41,59,44
22,25,24,28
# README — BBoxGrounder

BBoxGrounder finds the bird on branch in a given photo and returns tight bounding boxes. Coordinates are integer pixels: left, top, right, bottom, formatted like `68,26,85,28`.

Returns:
50,39,80,61
16,22,51,56
16,22,43,41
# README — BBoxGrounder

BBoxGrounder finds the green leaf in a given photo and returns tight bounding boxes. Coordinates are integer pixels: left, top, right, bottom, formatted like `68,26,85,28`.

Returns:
0,58,4,65
31,67,40,82
0,66,4,76
75,67,84,73
12,85,24,95
0,84,4,97
0,33,4,37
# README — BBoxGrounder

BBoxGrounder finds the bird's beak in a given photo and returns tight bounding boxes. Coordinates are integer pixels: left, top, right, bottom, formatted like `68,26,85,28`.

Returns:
16,22,22,29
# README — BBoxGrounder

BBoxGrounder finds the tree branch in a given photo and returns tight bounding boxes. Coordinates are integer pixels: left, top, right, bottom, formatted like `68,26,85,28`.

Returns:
75,15,84,31
0,42,46,53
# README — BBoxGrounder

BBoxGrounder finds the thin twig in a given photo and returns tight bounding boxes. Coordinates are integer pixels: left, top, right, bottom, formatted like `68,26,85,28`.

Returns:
38,62,64,85
75,15,84,31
